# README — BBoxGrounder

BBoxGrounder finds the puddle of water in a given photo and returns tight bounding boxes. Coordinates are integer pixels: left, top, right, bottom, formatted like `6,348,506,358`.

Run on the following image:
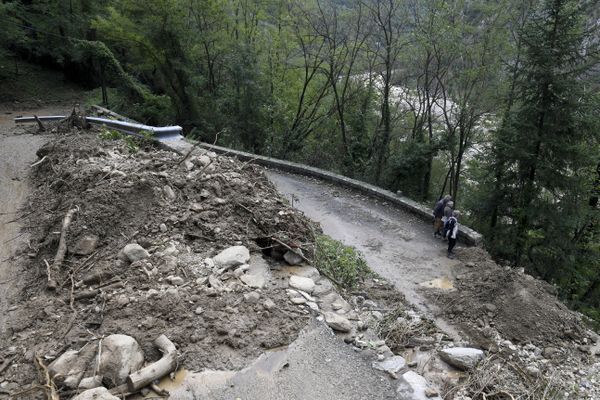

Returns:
143,346,291,399
419,277,454,290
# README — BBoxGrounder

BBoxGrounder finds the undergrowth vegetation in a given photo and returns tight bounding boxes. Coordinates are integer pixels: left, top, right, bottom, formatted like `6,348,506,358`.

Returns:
313,235,371,289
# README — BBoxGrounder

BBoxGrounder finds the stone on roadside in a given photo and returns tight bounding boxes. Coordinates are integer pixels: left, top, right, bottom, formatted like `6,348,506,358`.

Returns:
166,275,185,286
213,246,250,268
71,235,99,256
439,347,484,371
283,249,304,266
98,334,145,386
78,375,103,390
323,311,352,333
373,355,406,377
264,298,276,310
244,291,261,303
289,275,315,293
396,371,442,400
49,350,86,388
290,297,307,305
163,185,176,200
122,243,150,263
159,223,168,232
72,387,120,400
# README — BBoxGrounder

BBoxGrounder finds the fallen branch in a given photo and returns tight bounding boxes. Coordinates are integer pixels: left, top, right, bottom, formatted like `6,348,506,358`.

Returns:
49,206,78,290
33,115,46,132
31,155,48,168
126,335,177,392
34,355,59,400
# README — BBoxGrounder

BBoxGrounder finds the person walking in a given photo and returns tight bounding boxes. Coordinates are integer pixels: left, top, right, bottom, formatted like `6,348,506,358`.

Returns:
441,201,454,239
446,210,460,258
433,194,452,238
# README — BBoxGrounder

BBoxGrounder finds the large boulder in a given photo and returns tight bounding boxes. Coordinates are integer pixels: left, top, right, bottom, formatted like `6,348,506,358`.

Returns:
213,246,250,268
323,311,352,333
72,387,120,400
439,347,484,370
396,371,442,400
289,276,315,293
98,334,145,386
48,346,96,388
121,244,150,263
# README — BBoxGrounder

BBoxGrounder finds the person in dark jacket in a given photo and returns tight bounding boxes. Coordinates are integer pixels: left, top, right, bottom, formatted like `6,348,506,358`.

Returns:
433,195,452,238
446,210,460,258
441,201,454,239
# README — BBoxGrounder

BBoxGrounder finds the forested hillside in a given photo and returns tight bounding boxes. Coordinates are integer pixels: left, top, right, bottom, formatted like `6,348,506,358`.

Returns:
1,0,599,323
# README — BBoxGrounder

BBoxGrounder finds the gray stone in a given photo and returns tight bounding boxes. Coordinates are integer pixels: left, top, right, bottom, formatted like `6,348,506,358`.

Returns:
72,387,120,400
306,301,319,311
122,243,150,263
78,375,103,390
396,371,442,400
373,355,407,376
283,249,304,266
98,334,145,386
71,235,99,256
195,306,204,315
166,275,185,286
263,298,276,310
289,275,315,293
323,311,352,332
239,256,270,288
208,274,224,290
313,279,334,296
213,246,250,268
439,347,484,371
49,350,85,388
244,291,261,303
163,185,176,200
159,223,168,232
290,297,307,305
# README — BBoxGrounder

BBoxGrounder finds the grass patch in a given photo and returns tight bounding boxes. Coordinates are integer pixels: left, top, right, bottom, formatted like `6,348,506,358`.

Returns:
313,234,371,289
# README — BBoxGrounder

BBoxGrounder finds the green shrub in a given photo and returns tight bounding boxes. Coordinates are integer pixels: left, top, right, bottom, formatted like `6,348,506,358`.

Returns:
314,235,371,289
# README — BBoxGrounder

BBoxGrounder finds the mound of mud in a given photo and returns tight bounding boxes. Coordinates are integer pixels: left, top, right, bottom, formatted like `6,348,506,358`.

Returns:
435,247,589,347
1,130,318,391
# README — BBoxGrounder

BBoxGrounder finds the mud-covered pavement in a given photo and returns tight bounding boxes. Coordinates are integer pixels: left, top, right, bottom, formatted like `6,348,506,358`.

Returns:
267,171,463,327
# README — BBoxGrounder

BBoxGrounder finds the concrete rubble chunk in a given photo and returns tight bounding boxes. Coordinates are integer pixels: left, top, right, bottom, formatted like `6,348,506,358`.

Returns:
396,371,442,400
289,275,315,294
439,347,484,371
98,334,145,386
323,311,352,332
122,243,150,263
71,234,99,256
283,249,304,266
72,387,120,400
213,246,250,268
373,355,407,377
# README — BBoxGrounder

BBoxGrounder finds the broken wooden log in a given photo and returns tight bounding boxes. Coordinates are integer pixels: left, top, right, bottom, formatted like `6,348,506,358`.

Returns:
33,115,46,132
126,334,177,392
47,206,78,290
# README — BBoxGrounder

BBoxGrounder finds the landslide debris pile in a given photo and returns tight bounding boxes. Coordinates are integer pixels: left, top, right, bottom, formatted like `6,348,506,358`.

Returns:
439,247,589,347
1,130,319,396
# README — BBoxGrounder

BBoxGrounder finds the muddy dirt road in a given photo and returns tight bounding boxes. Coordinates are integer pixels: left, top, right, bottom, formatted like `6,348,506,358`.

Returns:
268,171,468,333
0,114,49,331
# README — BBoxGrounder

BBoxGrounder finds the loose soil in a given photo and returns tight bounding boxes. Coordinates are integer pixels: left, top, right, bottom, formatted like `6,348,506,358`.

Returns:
428,247,589,347
0,127,319,395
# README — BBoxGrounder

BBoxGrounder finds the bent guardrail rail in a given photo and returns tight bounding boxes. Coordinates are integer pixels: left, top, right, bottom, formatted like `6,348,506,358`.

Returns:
14,115,184,141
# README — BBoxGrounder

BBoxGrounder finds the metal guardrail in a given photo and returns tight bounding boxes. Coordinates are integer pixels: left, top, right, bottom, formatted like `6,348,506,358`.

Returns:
14,115,184,141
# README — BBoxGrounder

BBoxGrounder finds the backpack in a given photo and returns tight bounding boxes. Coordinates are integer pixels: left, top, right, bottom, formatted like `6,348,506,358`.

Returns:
444,217,456,238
